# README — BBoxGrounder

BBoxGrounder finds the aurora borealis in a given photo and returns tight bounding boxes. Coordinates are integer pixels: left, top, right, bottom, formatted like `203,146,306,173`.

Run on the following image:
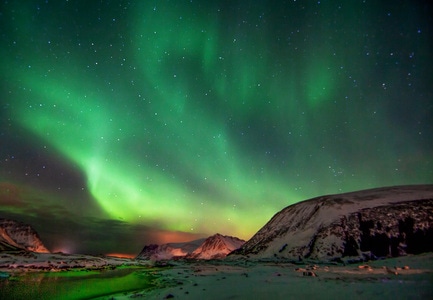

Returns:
1,1,432,255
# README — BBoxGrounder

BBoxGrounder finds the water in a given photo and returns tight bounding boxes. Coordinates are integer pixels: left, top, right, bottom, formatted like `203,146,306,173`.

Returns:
0,267,155,299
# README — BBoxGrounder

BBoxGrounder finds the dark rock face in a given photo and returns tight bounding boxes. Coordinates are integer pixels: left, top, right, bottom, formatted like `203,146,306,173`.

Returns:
136,244,159,260
346,199,433,258
302,199,433,260
230,185,433,262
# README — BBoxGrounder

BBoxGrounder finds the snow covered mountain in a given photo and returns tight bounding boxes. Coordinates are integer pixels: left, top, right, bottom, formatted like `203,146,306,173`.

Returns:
136,234,245,260
230,185,433,261
136,238,206,260
0,219,50,253
188,234,245,259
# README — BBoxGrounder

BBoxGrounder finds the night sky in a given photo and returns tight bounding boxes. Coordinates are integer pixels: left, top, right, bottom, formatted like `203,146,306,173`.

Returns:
1,1,432,255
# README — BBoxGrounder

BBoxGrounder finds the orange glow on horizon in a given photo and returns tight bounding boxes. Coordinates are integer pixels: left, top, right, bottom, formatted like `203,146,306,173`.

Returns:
152,230,206,244
105,253,136,259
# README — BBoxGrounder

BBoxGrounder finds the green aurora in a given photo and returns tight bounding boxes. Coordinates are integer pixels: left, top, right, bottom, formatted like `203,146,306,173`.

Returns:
0,1,432,254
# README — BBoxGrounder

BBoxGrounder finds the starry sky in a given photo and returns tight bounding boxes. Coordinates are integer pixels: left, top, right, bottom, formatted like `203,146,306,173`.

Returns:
0,0,432,255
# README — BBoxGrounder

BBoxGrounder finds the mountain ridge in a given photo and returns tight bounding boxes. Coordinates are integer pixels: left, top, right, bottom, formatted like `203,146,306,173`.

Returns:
136,233,245,260
0,218,50,253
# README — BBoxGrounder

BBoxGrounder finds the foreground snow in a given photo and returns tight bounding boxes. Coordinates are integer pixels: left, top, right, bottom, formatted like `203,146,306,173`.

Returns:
1,251,432,299
103,253,433,300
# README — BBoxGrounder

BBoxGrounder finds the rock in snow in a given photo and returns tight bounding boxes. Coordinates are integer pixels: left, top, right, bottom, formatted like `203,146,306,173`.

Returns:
0,219,50,253
137,234,245,260
230,185,433,261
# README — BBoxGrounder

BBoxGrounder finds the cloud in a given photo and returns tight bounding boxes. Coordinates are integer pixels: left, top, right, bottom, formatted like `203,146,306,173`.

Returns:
0,182,26,207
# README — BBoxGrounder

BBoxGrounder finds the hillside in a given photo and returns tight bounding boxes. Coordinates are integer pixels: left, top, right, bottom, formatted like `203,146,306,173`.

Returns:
230,185,433,261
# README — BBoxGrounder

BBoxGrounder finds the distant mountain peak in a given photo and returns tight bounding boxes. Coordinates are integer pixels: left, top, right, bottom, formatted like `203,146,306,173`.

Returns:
136,233,245,260
188,234,245,259
0,218,50,253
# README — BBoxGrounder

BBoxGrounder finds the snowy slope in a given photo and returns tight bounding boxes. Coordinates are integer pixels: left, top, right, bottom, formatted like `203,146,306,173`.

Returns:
0,219,50,253
231,185,433,261
188,234,245,259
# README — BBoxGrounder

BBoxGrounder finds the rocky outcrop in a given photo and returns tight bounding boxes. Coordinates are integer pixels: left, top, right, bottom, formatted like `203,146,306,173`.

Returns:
230,185,433,262
0,219,50,253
